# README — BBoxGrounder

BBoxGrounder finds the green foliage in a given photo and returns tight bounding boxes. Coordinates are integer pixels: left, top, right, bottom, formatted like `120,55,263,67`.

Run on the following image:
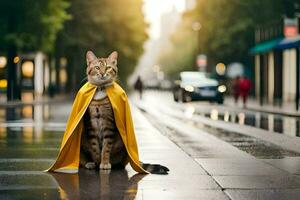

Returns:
0,0,147,89
57,0,148,86
41,0,71,52
0,0,70,53
159,0,299,77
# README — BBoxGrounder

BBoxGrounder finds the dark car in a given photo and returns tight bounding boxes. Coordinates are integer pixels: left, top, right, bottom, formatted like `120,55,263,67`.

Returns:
173,71,226,104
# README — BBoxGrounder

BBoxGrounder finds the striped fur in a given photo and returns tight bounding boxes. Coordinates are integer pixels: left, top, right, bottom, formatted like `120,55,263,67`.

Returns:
85,51,118,87
80,51,124,170
80,51,169,174
80,97,127,170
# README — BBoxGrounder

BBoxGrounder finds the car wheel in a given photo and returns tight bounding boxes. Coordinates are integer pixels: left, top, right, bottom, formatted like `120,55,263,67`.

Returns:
217,98,224,104
174,95,179,102
182,93,187,102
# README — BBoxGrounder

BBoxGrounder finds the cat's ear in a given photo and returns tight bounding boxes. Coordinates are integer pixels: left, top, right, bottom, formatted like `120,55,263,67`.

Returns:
108,51,118,65
86,51,97,65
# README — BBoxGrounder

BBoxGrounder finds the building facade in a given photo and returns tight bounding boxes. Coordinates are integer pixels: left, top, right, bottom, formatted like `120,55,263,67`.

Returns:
251,17,300,108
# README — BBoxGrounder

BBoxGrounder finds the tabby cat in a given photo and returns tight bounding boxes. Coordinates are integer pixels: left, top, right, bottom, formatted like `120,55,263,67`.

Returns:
80,51,169,174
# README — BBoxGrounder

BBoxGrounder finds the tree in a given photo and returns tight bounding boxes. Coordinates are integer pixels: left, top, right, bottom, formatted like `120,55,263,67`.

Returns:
0,0,70,100
56,0,148,91
158,0,299,78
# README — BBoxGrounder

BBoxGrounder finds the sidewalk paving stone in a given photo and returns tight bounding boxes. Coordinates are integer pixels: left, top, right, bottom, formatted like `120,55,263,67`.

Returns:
195,158,288,176
214,175,300,189
225,189,300,200
143,189,230,200
262,157,300,175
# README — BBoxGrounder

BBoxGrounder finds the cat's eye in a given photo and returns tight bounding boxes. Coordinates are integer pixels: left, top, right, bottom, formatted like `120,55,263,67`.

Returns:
95,66,100,70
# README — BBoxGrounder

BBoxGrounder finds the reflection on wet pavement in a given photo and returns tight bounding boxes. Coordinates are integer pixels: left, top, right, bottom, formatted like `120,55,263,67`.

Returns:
142,91,300,137
198,107,300,137
0,99,146,199
51,170,145,200
0,169,144,200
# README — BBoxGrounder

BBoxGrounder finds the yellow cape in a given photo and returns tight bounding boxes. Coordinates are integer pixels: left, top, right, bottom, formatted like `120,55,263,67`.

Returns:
46,82,148,174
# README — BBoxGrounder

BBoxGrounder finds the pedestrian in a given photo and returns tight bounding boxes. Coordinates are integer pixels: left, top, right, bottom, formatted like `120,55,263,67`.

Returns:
232,76,240,104
239,75,251,108
134,76,143,100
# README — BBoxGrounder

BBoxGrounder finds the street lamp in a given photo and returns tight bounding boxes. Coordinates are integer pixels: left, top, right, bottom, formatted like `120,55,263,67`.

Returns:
13,56,20,64
216,63,226,76
192,21,201,31
192,21,202,69
59,68,67,85
0,57,7,90
21,61,34,78
0,57,7,68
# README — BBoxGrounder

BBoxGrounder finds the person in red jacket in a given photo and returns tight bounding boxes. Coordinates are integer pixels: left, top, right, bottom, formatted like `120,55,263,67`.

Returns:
232,76,240,104
239,75,251,107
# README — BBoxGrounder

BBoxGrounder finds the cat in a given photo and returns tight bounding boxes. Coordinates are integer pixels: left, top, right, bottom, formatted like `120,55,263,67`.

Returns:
80,50,169,174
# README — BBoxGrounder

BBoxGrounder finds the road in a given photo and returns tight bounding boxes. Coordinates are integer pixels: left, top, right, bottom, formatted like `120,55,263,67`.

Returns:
136,90,300,154
132,90,300,199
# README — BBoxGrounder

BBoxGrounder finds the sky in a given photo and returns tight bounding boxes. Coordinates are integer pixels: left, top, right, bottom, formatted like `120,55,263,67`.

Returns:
143,0,186,39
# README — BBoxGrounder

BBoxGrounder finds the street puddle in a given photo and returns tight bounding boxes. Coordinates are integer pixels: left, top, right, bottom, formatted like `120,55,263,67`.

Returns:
196,123,300,159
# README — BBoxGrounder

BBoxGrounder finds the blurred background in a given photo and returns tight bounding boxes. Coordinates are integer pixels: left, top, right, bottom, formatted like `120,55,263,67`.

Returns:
2,1,300,198
0,0,299,109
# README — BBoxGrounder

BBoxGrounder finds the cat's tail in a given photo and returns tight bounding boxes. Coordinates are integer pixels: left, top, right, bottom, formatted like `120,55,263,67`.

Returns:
140,162,169,175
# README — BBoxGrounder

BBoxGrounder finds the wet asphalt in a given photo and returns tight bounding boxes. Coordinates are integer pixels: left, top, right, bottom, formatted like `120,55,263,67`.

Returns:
1,91,300,199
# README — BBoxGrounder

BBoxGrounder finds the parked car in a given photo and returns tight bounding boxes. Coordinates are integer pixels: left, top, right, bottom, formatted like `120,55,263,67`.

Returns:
173,71,226,104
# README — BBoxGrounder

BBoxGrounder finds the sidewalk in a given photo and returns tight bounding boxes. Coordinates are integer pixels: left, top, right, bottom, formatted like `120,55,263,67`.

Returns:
1,97,300,199
135,99,300,200
0,101,227,200
224,96,300,117
0,93,73,107
130,106,229,199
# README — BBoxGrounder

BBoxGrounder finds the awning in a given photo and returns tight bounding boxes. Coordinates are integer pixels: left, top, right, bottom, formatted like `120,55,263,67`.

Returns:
249,38,283,55
275,35,300,50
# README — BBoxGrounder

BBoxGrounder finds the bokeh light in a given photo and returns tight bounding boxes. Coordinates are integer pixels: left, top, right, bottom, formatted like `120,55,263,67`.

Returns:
13,56,20,64
216,63,226,75
22,61,34,78
0,56,7,68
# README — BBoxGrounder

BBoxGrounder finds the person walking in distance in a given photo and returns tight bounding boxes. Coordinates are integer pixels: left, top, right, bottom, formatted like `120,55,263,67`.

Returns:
239,75,251,108
232,76,240,104
134,76,143,100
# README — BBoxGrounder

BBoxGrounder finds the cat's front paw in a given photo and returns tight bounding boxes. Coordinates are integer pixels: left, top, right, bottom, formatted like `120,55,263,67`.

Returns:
99,163,111,170
85,162,96,169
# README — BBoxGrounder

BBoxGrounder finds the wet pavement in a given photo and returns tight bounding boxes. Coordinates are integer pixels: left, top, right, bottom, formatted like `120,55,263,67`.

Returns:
133,90,300,200
140,91,300,152
198,125,300,159
201,108,300,137
0,97,229,200
2,91,300,199
144,91,300,137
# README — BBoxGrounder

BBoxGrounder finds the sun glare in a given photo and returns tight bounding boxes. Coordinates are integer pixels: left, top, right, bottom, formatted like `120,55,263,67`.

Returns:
143,0,186,38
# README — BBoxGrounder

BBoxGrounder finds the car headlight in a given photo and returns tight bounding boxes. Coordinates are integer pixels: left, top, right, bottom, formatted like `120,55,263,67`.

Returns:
218,85,226,93
184,85,194,92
